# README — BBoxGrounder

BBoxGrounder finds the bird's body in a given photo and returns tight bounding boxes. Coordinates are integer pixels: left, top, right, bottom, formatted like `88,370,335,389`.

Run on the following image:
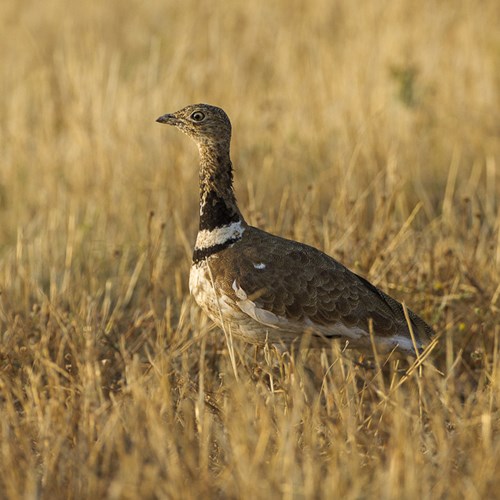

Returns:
157,104,434,355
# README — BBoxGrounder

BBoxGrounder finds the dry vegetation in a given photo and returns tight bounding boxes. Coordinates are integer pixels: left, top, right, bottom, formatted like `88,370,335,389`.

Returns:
0,0,499,498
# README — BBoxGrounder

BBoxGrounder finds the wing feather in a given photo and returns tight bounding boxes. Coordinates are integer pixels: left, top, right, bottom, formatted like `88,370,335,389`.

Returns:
213,227,433,348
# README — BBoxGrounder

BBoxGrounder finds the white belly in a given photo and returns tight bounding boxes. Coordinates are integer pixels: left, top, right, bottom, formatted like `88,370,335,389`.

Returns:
189,260,270,343
189,261,219,318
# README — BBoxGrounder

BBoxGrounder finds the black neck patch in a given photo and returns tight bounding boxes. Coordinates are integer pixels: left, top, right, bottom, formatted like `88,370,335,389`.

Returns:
192,237,239,263
199,190,240,231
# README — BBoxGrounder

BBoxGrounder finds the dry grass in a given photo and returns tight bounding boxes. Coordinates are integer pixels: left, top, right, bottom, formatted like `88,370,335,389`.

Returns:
0,0,499,498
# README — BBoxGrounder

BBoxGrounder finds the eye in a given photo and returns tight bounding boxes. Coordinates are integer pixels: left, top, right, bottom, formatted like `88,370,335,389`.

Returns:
190,111,205,122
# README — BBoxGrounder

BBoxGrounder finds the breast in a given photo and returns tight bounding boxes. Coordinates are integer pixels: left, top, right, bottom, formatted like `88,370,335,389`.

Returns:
190,261,215,310
189,260,233,325
189,259,269,343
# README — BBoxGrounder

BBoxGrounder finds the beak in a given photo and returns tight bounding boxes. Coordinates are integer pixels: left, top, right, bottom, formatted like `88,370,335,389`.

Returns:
156,113,177,124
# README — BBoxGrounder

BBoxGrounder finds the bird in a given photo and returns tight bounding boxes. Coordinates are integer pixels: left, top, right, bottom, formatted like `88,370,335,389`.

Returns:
156,104,434,355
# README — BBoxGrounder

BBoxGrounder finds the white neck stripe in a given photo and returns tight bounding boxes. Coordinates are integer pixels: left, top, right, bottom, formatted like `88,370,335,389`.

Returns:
195,221,245,250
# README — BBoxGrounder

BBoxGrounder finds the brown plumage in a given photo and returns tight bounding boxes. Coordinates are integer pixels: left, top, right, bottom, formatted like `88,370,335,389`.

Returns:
157,104,434,355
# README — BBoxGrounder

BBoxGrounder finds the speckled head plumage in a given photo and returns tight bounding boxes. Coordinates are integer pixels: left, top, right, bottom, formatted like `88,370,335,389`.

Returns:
156,104,231,146
157,103,243,233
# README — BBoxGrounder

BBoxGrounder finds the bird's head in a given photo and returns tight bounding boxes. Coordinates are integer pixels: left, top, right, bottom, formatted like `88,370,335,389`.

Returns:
156,103,231,147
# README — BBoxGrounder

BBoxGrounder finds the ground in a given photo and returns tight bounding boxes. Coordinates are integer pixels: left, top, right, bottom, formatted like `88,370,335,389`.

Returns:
0,0,499,498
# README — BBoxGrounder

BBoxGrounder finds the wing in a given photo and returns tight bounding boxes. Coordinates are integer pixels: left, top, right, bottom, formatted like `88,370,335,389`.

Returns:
213,227,433,348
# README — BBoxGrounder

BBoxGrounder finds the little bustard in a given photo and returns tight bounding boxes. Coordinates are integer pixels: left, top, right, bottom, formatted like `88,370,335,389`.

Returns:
156,104,434,355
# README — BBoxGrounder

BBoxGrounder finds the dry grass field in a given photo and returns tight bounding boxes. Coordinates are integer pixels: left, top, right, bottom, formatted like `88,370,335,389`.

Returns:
0,0,499,498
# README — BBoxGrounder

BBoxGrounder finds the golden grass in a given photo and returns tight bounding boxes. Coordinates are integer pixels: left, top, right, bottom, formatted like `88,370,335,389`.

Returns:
0,0,499,497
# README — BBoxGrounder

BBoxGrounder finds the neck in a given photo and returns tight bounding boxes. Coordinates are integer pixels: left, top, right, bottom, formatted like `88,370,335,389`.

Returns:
198,142,244,230
193,141,246,263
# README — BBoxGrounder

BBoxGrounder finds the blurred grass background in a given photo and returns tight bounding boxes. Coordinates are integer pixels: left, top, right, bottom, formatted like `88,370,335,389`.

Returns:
0,0,499,498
